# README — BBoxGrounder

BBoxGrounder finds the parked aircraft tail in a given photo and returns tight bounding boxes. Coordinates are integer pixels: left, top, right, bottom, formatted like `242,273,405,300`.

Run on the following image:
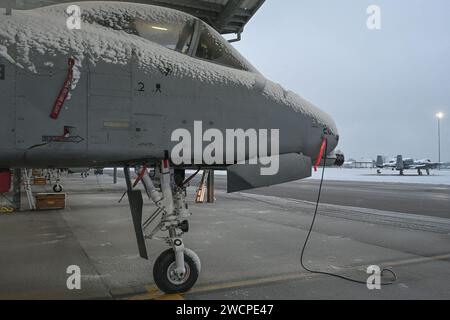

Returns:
376,156,383,168
396,155,404,170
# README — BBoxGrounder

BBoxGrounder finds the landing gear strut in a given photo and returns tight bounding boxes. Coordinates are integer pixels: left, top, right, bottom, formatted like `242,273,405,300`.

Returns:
124,158,200,294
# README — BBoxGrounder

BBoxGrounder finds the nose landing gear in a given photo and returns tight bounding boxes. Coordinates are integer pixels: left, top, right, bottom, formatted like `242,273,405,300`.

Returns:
44,169,63,193
124,159,200,294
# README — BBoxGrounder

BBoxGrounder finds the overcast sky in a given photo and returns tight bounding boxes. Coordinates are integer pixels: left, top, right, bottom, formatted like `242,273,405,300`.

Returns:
234,0,450,162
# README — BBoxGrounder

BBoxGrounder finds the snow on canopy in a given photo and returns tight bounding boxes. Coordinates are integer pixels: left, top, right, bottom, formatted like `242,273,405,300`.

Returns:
0,2,254,85
38,1,193,34
0,2,337,133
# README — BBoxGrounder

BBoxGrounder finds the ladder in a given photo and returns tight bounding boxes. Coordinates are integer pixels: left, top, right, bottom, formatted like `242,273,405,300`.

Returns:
195,170,210,203
22,169,36,210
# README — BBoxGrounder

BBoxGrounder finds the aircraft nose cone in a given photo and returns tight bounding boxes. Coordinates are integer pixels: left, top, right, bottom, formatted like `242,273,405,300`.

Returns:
324,121,339,151
286,91,339,155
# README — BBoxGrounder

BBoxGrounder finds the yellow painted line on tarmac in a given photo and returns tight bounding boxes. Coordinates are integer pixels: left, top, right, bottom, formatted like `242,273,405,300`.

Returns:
383,253,450,268
126,273,316,300
189,273,316,295
183,253,450,295
125,252,450,300
127,285,185,300
127,287,161,300
154,294,184,300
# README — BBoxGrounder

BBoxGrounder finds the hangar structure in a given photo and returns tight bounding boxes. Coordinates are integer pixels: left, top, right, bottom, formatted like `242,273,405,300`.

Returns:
5,0,265,40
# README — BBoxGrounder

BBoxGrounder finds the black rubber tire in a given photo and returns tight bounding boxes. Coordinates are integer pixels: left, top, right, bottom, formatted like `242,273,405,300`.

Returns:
153,249,199,294
53,184,63,193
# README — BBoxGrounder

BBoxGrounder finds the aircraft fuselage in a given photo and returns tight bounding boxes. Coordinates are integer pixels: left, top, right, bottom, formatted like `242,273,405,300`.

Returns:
0,3,339,170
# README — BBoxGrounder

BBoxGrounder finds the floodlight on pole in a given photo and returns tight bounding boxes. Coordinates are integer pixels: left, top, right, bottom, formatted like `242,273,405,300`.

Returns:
436,112,444,169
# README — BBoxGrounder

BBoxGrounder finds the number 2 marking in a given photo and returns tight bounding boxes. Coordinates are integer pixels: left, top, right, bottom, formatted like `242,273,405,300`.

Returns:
137,82,145,92
0,64,5,80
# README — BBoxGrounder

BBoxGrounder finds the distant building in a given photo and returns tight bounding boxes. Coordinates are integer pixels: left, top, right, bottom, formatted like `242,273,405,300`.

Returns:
343,158,374,169
441,162,450,169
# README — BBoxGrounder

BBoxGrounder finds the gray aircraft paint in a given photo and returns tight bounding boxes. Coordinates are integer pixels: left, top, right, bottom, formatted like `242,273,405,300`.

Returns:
0,2,341,190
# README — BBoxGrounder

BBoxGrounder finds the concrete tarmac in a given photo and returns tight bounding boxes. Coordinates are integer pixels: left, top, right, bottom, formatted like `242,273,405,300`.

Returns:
208,175,450,219
0,173,449,299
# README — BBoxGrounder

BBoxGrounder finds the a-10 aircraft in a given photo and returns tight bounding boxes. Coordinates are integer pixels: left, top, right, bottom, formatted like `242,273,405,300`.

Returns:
0,2,343,293
376,155,440,176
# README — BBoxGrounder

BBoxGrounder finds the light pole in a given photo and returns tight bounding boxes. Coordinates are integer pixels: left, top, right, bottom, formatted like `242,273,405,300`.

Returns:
436,112,444,170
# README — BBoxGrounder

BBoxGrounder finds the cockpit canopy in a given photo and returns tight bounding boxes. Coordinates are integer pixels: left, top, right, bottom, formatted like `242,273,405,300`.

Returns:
132,18,195,55
82,5,258,73
132,17,257,72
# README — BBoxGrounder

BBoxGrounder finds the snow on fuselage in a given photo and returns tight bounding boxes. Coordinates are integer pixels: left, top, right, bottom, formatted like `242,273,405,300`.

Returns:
0,2,339,169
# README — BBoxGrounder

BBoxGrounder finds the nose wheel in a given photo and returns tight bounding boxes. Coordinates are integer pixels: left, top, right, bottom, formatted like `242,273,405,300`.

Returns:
153,248,200,294
53,184,63,193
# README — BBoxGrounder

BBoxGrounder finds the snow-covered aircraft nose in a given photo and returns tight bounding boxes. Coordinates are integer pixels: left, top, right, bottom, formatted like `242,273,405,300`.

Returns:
283,90,340,159
309,114,343,167
323,117,339,151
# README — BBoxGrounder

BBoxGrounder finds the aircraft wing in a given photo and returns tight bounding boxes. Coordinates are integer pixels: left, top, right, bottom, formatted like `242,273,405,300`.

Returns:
378,163,395,168
408,165,427,169
409,163,439,170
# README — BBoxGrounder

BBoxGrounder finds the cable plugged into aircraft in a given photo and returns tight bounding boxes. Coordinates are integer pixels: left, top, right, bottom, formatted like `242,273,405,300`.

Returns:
0,2,343,293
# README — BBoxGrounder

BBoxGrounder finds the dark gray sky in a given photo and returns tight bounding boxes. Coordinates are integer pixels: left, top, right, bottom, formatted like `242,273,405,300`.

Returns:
234,0,450,162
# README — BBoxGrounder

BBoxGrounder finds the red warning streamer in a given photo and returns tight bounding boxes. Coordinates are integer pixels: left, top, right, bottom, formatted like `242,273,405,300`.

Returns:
132,165,148,188
50,58,75,120
314,138,327,172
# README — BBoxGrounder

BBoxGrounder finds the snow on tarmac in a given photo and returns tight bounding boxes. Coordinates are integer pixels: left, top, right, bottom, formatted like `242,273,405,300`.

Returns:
309,168,450,185
191,168,450,186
